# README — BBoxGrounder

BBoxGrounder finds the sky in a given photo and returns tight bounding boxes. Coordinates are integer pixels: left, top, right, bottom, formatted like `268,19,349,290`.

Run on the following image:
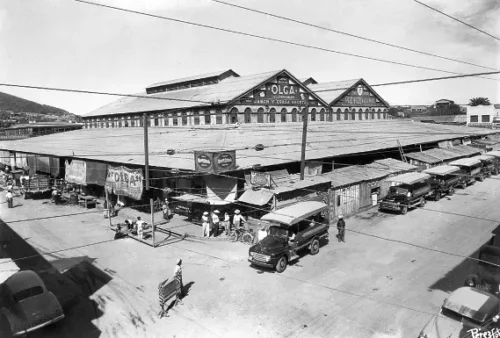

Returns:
0,0,498,115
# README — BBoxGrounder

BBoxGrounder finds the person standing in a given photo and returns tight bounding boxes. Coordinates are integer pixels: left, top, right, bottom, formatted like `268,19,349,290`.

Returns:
136,216,146,239
162,199,171,222
233,209,246,230
201,211,210,237
173,258,184,301
5,190,13,208
257,223,268,242
211,210,220,237
223,212,231,236
336,215,346,243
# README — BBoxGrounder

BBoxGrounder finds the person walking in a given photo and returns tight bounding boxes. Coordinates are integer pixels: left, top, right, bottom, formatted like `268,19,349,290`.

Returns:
173,258,184,301
223,212,231,236
5,190,13,208
211,210,220,237
162,199,171,222
336,215,346,243
233,209,246,230
202,211,210,237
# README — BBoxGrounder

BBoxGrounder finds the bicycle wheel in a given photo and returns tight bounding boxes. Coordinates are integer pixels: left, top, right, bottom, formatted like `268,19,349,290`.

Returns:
241,233,254,245
229,231,238,242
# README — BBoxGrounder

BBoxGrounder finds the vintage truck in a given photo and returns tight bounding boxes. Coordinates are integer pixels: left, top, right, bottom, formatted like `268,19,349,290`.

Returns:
472,154,496,178
485,150,500,175
449,157,484,188
423,165,460,201
379,172,431,215
248,201,329,273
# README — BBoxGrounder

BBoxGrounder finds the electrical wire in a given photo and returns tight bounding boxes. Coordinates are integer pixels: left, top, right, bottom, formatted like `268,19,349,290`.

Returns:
414,0,500,43
70,0,491,77
213,0,499,72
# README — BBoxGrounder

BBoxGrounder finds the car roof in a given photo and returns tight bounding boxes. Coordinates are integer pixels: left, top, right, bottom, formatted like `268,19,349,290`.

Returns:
387,172,430,185
261,201,327,226
423,165,460,176
443,287,499,323
4,270,44,294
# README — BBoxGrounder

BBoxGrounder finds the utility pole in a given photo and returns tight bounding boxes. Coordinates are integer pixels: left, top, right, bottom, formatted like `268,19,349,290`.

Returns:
300,101,309,180
143,113,155,246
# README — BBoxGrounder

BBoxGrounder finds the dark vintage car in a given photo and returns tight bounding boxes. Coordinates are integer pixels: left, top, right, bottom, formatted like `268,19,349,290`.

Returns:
423,165,460,201
418,287,500,338
248,201,329,273
449,158,484,187
379,172,431,214
472,154,497,177
0,270,64,336
485,150,500,175
465,245,500,294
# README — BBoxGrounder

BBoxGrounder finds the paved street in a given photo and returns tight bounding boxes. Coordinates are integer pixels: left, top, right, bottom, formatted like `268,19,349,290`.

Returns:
1,177,500,338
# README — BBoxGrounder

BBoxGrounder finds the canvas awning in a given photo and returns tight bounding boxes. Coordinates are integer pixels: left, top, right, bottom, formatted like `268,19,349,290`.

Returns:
238,189,274,206
487,150,500,158
261,201,327,226
423,165,460,176
171,193,231,205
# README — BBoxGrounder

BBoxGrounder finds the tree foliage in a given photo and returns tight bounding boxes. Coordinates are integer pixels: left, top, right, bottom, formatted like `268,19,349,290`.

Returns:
469,97,491,106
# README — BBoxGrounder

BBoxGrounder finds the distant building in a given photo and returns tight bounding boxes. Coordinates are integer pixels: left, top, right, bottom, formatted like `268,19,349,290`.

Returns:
467,104,500,128
435,99,455,109
0,122,83,140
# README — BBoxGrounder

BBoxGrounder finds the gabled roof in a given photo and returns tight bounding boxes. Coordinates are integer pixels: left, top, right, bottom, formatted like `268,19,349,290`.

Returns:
308,78,390,108
146,69,239,89
301,77,318,86
83,69,328,117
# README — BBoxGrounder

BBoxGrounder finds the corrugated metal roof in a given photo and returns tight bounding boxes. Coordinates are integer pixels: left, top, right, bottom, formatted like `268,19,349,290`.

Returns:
5,123,83,130
449,158,481,166
370,158,417,173
487,150,500,158
422,148,460,161
0,120,497,171
445,145,481,156
307,79,360,104
146,70,239,89
321,164,392,188
387,172,430,184
83,70,284,117
472,155,494,161
405,152,443,164
271,175,331,194
423,165,460,175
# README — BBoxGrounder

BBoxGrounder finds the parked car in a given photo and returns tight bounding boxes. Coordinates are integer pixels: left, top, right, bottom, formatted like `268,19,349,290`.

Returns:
248,201,329,273
449,158,484,187
418,286,500,338
472,154,496,178
485,150,500,175
0,270,64,336
423,165,460,201
464,245,500,294
379,172,431,215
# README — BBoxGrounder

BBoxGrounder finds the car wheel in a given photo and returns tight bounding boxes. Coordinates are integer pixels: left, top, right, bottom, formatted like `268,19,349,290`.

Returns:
310,238,320,255
276,256,287,273
449,187,455,195
419,198,426,207
400,206,408,215
434,192,441,201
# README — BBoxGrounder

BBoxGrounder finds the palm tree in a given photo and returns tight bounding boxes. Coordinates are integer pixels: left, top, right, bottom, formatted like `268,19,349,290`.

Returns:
469,97,491,106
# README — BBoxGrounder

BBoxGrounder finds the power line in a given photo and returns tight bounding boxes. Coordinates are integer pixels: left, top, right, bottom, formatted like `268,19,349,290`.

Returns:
213,0,499,72
70,0,490,78
414,0,500,43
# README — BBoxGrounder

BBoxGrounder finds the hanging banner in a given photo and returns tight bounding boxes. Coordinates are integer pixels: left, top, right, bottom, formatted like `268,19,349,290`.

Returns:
105,165,143,200
65,160,87,185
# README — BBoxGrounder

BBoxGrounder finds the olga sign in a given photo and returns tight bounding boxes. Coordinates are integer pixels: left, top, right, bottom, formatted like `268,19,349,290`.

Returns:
105,165,144,200
194,151,236,173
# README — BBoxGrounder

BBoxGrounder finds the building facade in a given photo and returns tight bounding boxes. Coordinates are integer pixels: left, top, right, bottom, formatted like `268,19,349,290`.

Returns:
467,104,500,128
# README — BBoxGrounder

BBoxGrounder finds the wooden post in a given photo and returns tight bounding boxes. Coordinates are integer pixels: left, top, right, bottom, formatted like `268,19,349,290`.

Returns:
143,113,155,247
150,198,155,247
105,188,112,228
300,101,309,180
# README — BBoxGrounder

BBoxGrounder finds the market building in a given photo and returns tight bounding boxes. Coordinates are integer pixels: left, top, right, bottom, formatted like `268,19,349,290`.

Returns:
306,78,390,121
0,122,83,140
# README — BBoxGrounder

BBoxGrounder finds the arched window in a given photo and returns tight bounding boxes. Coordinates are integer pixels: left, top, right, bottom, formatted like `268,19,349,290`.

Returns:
172,113,178,126
371,112,375,119
365,112,369,120
281,108,287,122
154,115,159,126
320,108,325,121
216,109,223,124
182,113,188,126
351,109,356,120
204,110,211,124
310,108,316,121
229,107,238,124
344,108,349,120
257,108,264,123
244,108,252,123
336,108,341,121
269,108,276,123
194,112,200,125
358,108,363,120
292,108,298,122
377,112,381,119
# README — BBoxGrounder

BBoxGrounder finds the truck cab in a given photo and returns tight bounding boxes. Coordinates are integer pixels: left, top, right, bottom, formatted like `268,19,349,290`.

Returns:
472,154,496,178
379,172,431,215
449,158,484,188
484,150,500,175
423,165,460,201
248,201,329,273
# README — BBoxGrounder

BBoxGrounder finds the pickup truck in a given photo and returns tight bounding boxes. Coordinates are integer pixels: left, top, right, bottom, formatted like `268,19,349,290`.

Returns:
449,158,484,188
248,201,329,273
423,165,460,201
473,154,496,178
379,172,431,215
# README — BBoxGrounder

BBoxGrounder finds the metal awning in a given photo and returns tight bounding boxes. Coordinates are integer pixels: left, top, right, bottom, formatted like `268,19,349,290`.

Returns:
423,165,460,176
171,193,230,205
238,189,274,206
449,158,481,167
386,172,430,185
472,155,495,162
261,201,327,226
487,150,500,158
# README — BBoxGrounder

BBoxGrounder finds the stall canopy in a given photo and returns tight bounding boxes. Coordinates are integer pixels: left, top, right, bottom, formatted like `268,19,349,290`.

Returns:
387,172,430,185
449,158,481,167
238,189,274,206
171,193,230,205
65,159,107,186
261,201,327,226
423,165,460,176
487,150,500,158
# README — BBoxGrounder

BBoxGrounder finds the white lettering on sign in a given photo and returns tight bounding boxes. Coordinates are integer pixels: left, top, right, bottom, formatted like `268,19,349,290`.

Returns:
467,328,500,338
270,84,297,96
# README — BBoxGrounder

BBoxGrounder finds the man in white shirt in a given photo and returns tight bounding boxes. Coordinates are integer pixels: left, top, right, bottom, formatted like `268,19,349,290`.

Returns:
136,216,147,239
233,209,246,230
5,190,13,208
257,224,268,242
211,210,220,237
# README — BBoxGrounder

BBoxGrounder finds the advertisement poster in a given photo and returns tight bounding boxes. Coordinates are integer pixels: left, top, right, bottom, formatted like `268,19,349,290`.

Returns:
105,165,144,200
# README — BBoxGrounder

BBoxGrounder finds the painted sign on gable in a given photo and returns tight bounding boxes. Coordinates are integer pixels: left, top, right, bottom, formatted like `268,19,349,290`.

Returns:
334,84,386,107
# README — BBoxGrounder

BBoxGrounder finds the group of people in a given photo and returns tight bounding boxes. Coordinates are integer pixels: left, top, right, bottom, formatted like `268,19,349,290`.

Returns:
201,209,246,238
121,216,149,239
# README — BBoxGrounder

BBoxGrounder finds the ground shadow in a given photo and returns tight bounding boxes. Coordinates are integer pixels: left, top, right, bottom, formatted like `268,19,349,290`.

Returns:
182,281,194,298
0,218,112,337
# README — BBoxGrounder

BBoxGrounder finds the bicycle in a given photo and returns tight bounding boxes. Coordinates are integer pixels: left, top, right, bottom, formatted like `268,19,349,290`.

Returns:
228,227,254,245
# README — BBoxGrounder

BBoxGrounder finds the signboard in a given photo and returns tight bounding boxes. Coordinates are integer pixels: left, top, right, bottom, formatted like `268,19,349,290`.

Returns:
250,171,271,187
105,165,144,200
334,85,386,107
305,162,323,176
65,160,87,185
194,150,236,173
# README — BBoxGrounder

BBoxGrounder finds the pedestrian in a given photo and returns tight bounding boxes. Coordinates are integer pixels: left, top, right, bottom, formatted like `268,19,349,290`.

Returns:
211,210,220,237
5,190,13,208
233,209,247,230
257,223,268,242
103,199,109,218
162,199,171,222
224,212,231,236
173,258,184,301
336,215,346,243
201,211,210,237
52,188,60,205
136,216,147,239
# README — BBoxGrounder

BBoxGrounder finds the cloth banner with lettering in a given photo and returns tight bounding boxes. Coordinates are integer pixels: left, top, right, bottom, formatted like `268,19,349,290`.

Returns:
105,165,144,200
65,160,87,185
